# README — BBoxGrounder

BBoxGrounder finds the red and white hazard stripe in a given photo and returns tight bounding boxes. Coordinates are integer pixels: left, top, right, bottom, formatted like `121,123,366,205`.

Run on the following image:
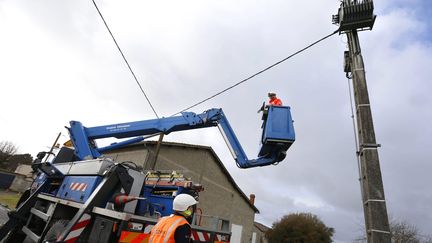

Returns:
63,213,92,243
191,230,210,242
70,182,88,192
215,234,222,242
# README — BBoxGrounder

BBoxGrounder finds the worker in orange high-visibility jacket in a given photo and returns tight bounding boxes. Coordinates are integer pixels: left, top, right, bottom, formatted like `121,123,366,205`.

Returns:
268,92,282,106
149,194,198,243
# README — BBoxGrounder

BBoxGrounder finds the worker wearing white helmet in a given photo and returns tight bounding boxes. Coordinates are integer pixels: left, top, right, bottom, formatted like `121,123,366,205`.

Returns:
268,92,282,106
257,92,283,114
149,194,198,243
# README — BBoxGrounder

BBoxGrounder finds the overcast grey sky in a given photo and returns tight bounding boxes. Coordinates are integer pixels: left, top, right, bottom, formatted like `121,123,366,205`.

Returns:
1,0,431,242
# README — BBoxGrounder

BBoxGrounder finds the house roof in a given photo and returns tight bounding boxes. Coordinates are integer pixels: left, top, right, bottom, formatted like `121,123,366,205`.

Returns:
114,140,260,213
254,221,271,232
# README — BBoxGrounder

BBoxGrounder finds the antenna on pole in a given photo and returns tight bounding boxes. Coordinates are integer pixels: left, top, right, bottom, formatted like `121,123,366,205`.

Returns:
333,1,391,242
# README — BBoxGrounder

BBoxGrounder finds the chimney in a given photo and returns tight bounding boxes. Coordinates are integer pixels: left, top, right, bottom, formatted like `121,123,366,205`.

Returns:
249,194,255,205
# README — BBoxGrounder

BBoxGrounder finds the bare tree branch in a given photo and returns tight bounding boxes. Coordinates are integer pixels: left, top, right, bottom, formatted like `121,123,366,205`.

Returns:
0,141,18,161
354,218,432,243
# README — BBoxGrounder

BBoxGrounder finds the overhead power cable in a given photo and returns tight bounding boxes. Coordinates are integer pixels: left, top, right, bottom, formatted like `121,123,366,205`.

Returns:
91,0,159,118
172,29,339,116
347,76,364,200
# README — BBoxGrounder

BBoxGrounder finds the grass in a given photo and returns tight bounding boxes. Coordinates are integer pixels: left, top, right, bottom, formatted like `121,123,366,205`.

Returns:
0,191,21,209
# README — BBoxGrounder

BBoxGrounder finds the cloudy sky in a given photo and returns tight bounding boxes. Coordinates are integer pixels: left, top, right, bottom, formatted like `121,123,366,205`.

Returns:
1,0,431,242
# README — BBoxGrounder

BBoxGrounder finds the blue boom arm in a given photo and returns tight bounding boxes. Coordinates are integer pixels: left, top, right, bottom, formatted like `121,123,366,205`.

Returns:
68,107,295,168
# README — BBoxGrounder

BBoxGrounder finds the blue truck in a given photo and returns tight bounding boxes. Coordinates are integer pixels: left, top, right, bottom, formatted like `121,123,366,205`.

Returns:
0,106,295,243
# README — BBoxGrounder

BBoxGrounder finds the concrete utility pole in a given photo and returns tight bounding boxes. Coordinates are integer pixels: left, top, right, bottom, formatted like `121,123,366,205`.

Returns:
333,1,391,242
347,29,391,242
146,133,164,170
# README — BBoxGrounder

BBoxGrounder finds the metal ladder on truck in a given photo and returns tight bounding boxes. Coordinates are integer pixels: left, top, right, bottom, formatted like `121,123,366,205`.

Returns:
0,162,66,242
21,193,93,242
0,159,144,242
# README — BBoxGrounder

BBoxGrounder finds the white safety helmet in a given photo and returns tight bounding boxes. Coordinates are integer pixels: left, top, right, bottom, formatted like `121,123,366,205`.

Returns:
268,92,276,97
173,194,198,212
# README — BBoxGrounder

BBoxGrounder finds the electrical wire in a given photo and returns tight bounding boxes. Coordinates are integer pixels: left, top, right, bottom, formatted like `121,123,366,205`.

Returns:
171,29,339,116
347,76,365,201
91,0,159,118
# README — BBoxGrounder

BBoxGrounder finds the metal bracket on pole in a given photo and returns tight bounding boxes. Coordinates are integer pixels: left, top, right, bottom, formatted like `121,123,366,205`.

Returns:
368,229,391,234
360,143,381,148
364,199,386,205
356,104,371,113
359,143,381,154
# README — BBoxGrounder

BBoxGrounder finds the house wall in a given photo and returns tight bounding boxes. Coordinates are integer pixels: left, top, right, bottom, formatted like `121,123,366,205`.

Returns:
14,164,33,176
105,143,256,243
9,174,32,192
0,169,33,193
252,224,269,243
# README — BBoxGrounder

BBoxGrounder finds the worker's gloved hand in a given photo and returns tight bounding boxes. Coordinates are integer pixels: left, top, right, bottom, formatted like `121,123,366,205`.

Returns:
257,102,265,113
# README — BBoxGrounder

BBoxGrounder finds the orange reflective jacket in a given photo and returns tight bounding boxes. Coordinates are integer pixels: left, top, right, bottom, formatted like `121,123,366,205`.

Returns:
149,215,189,243
269,97,282,106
